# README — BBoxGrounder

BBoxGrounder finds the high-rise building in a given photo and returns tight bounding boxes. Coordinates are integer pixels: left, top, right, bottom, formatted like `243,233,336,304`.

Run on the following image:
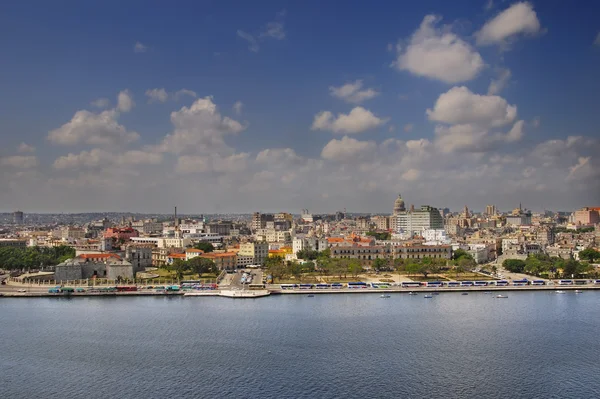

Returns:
395,205,444,235
573,207,600,226
485,205,497,217
13,210,24,225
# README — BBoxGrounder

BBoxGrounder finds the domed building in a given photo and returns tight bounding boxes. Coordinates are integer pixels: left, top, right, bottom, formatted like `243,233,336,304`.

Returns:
393,194,406,215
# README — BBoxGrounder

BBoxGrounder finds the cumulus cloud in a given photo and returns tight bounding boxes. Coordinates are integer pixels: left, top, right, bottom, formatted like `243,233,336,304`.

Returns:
1,155,38,168
134,41,148,53
393,14,485,83
53,149,163,169
91,98,110,109
175,153,249,174
311,107,387,134
487,68,512,95
157,96,245,154
173,89,197,100
255,148,302,164
117,90,135,112
475,2,542,46
427,86,517,128
321,136,377,162
260,10,286,40
237,30,260,52
329,80,380,104
17,143,35,153
48,109,139,146
145,88,169,103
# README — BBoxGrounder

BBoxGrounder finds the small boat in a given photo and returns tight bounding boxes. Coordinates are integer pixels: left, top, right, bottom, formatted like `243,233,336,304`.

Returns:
424,295,433,298
408,292,417,295
461,292,469,295
484,291,492,294
307,294,315,297
555,290,566,294
496,295,508,298
380,294,391,298
575,290,583,294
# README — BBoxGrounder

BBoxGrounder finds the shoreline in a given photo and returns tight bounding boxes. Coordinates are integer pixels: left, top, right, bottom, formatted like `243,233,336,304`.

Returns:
1,285,598,298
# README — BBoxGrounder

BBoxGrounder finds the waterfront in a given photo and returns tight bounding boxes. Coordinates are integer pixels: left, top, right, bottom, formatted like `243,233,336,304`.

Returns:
1,293,600,398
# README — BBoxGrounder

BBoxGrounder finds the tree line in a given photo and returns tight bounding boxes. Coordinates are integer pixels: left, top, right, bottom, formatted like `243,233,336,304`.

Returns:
0,246,75,270
502,253,597,278
167,256,218,280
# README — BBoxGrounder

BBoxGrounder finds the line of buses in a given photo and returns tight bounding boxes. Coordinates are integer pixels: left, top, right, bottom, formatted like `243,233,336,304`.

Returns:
280,279,600,290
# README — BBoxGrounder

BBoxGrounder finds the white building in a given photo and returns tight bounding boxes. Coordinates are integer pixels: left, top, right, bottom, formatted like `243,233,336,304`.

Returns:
421,229,450,244
394,206,444,236
467,244,490,264
129,237,191,248
292,236,329,257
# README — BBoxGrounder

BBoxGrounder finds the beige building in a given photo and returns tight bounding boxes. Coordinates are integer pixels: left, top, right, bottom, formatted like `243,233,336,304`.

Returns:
573,207,600,226
238,241,269,265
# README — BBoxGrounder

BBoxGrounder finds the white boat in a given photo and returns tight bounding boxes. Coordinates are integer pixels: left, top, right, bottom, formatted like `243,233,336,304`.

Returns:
424,295,433,298
219,289,271,298
496,295,508,298
408,292,417,295
380,294,391,298
555,290,566,294
575,290,583,294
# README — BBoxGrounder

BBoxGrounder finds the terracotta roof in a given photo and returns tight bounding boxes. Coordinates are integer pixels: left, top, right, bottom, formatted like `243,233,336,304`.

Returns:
186,248,204,253
168,253,187,258
200,252,236,258
78,253,121,260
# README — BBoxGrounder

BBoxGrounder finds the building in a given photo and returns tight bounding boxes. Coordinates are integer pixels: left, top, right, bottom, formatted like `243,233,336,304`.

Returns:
252,212,274,231
506,214,532,226
330,243,451,265
238,242,269,265
54,255,134,281
199,252,237,271
13,210,24,225
206,221,233,236
573,207,600,226
372,215,390,231
393,194,406,215
0,239,28,248
130,237,192,248
422,229,450,244
485,205,497,217
166,253,187,265
104,227,139,241
131,219,164,234
394,205,444,235
466,244,490,264
292,237,329,256
125,244,153,272
61,227,86,241
185,248,204,261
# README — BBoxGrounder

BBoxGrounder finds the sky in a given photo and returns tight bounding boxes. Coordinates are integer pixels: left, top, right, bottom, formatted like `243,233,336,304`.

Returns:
0,0,599,214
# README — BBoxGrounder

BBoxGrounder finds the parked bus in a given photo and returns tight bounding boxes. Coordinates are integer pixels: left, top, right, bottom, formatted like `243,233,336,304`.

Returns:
496,280,509,286
401,282,421,288
280,284,298,290
316,283,331,289
574,280,588,286
248,283,266,290
116,286,137,292
473,281,488,287
531,280,545,286
426,281,444,288
460,281,474,286
331,282,344,289
372,282,391,289
347,282,369,289
446,281,460,288
558,280,573,285
299,284,314,289
513,279,528,286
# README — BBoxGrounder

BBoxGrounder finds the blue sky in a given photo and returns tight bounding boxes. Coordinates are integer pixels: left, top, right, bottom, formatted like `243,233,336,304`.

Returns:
0,1,599,214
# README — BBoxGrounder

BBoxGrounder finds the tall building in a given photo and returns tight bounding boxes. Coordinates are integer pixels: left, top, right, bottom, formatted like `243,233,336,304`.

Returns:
393,194,406,215
252,212,274,231
13,210,24,225
573,207,600,226
238,241,269,265
485,205,496,217
390,195,443,235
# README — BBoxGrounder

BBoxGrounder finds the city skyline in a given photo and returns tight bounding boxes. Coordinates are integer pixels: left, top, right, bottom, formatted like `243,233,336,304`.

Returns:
1,1,599,213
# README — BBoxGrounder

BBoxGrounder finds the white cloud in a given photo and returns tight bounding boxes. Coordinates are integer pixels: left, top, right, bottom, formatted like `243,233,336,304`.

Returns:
174,89,197,100
475,2,542,46
434,119,524,153
401,168,421,181
393,14,485,83
427,86,517,128
53,149,163,169
1,155,38,168
311,107,387,134
237,30,260,52
255,148,301,164
233,101,244,115
594,32,600,46
117,90,135,112
134,42,148,53
157,96,246,154
321,136,377,162
487,68,512,95
17,143,35,153
260,10,286,40
48,109,139,146
145,88,169,103
329,80,380,104
505,120,524,142
175,153,249,174
403,123,414,133
91,98,110,109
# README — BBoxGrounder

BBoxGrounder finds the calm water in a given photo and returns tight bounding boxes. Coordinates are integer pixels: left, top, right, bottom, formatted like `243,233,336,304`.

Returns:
1,292,599,399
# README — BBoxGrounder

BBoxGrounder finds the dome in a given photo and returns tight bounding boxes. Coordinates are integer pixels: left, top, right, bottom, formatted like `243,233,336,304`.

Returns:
393,194,406,214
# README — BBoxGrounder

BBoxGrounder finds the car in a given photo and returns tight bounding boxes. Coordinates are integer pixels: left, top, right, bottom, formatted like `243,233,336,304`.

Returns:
17,289,26,293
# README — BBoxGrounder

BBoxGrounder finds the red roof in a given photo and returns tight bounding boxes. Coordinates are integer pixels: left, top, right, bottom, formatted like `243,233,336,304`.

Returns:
78,253,121,260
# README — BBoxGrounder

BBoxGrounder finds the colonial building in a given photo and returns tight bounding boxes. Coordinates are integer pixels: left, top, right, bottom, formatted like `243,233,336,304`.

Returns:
55,255,134,282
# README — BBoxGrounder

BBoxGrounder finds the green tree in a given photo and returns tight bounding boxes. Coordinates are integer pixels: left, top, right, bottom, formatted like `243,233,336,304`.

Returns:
372,258,387,271
405,262,420,276
172,259,187,280
579,248,600,263
264,256,286,283
348,259,363,278
502,259,526,273
187,257,217,276
452,249,472,261
194,242,215,253
296,249,319,260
